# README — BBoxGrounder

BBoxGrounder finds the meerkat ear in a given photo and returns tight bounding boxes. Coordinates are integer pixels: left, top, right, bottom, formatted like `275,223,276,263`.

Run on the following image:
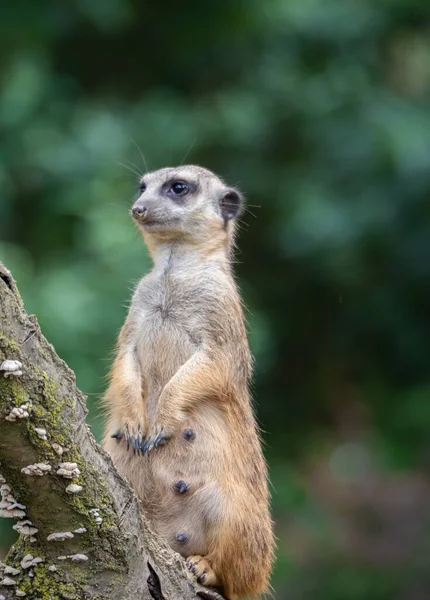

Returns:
220,189,243,223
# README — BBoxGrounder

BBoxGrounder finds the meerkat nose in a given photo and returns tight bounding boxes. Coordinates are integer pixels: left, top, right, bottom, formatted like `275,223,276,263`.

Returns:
132,205,148,220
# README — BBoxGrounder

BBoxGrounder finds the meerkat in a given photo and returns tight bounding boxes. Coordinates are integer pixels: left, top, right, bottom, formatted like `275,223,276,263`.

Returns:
102,165,274,599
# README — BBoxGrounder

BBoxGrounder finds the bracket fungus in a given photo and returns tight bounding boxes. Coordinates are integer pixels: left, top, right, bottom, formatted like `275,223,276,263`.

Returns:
21,463,51,476
0,359,23,378
56,462,80,479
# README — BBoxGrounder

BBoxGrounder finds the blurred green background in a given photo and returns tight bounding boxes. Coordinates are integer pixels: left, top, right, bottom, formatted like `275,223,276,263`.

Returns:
2,1,430,597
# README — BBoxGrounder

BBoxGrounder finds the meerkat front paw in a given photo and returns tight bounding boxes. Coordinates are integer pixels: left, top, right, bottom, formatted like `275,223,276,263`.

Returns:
141,423,169,455
142,408,184,455
111,423,145,455
186,555,220,587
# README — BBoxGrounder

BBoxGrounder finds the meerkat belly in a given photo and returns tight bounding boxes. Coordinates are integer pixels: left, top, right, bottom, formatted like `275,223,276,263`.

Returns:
147,405,228,557
127,299,228,555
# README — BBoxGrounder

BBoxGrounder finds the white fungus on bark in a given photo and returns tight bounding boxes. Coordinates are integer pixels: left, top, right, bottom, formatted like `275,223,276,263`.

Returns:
56,462,80,479
51,443,64,455
0,576,16,585
88,507,103,525
0,359,22,378
7,502,26,510
48,565,57,572
65,483,83,494
4,370,23,378
5,405,29,421
20,555,43,570
16,591,26,597
56,554,89,562
73,527,87,534
0,508,26,518
34,427,47,440
3,567,19,576
70,554,89,562
13,521,38,537
21,463,52,476
58,462,78,471
47,531,74,542
0,484,26,517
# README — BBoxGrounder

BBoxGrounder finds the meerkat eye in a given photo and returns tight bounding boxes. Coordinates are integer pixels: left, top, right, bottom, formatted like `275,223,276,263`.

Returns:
169,181,189,196
138,182,146,193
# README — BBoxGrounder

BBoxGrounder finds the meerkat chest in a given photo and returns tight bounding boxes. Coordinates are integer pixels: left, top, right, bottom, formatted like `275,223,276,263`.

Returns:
130,274,206,387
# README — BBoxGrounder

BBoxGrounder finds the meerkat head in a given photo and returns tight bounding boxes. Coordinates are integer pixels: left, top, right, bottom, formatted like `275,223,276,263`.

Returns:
131,165,243,249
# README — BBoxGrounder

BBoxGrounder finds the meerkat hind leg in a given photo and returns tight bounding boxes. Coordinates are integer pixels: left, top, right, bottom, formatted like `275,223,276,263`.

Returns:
186,555,220,587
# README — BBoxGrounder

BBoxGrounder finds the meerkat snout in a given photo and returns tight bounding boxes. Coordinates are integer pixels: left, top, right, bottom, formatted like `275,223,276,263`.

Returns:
131,204,148,221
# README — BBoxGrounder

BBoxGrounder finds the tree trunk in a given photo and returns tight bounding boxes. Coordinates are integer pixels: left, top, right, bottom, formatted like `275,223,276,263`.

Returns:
0,261,221,600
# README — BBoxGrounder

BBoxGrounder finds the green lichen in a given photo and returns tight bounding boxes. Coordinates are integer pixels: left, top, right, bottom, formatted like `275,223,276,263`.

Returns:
30,369,69,448
32,372,127,564
0,333,20,360
0,377,29,408
38,346,50,361
18,563,82,600
5,539,83,600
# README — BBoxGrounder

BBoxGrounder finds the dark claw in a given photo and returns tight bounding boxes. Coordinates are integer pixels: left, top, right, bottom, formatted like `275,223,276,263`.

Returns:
142,430,165,455
142,437,151,455
137,425,143,454
154,431,165,448
147,440,156,455
197,574,206,584
123,424,146,454
133,431,143,455
186,560,197,575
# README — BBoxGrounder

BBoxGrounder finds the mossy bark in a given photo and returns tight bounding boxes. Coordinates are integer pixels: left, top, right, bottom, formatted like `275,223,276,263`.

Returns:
0,262,219,600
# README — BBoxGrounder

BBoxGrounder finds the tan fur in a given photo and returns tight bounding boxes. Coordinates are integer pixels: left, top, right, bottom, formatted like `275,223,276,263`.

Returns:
102,165,274,599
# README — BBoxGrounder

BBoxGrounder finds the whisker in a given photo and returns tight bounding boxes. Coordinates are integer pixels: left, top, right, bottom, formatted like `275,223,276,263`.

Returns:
125,158,145,176
117,161,142,179
180,138,197,166
243,207,257,219
236,217,249,230
117,172,143,183
223,201,258,220
131,139,149,174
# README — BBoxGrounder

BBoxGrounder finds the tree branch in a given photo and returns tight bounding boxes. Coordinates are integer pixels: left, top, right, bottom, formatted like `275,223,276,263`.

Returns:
0,260,220,600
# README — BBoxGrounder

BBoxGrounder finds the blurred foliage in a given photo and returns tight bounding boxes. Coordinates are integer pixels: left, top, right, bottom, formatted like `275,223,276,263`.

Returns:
1,1,430,598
